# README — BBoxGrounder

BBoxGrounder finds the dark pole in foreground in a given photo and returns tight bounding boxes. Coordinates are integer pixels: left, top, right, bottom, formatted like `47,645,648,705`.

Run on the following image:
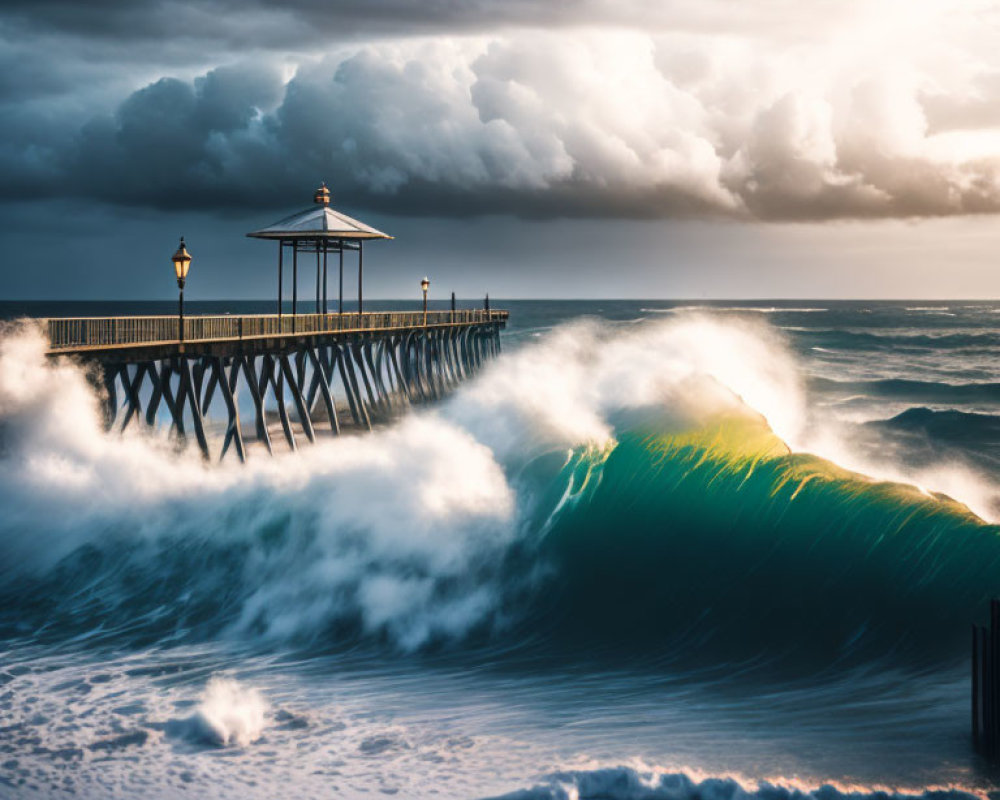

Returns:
993,599,999,756
339,240,344,315
985,625,992,755
171,237,192,344
421,276,430,326
973,598,1000,758
974,623,981,748
451,291,456,322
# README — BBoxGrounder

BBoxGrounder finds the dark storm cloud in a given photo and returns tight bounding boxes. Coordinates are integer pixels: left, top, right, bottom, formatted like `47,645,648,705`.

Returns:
2,2,1000,221
0,0,876,53
1,0,591,48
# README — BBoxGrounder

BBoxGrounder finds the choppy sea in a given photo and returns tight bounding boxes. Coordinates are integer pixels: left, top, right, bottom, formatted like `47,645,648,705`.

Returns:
2,299,1000,799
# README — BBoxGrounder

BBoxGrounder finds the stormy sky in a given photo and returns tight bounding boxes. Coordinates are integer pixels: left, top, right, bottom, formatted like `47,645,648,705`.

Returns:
2,0,1000,300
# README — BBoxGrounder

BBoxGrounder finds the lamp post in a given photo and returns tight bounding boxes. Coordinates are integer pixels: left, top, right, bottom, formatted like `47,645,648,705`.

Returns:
421,276,430,326
172,237,192,343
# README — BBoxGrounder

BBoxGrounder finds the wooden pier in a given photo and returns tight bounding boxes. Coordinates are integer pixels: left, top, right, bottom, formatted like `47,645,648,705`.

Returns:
36,183,509,461
43,308,508,462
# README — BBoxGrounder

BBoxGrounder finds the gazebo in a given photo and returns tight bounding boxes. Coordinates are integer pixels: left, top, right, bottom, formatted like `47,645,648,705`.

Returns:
247,184,392,319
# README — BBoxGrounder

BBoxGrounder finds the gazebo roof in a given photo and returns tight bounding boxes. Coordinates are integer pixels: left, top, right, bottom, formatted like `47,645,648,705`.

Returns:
247,185,392,241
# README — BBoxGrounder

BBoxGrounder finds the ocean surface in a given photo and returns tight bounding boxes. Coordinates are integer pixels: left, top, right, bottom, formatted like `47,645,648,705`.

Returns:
1,299,1000,799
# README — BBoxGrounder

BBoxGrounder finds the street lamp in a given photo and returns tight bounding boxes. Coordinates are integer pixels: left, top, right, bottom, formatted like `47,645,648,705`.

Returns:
172,237,192,343
421,276,430,325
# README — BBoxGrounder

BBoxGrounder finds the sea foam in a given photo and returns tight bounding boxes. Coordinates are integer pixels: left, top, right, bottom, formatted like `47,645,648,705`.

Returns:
189,677,268,747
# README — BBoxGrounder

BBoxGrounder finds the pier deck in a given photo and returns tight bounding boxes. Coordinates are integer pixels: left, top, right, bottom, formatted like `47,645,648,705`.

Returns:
43,309,508,358
39,308,508,462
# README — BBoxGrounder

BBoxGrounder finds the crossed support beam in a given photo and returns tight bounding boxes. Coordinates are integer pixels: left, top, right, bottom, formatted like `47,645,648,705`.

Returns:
97,322,503,463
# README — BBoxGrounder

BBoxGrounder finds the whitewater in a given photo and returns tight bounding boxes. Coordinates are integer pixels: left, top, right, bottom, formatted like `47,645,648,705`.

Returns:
1,300,999,798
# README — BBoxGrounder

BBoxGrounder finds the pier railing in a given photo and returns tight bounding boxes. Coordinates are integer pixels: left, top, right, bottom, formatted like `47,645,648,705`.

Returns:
45,310,508,353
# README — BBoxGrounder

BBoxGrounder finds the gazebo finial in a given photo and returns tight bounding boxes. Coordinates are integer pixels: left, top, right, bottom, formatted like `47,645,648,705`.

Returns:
313,182,331,206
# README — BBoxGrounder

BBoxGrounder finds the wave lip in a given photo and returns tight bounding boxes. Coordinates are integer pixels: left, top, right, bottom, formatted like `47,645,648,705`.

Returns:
482,767,984,800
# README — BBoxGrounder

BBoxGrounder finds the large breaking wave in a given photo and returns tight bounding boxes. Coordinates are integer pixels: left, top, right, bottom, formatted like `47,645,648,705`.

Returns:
1,314,999,667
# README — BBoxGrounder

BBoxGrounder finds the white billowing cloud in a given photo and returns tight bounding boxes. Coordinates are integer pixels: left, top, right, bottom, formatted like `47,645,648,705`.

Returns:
5,0,1000,220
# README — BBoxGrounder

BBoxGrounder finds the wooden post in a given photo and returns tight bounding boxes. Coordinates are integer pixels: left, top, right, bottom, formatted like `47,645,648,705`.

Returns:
263,355,296,452
238,356,272,454
280,354,315,444
179,358,210,460
216,357,245,464
342,345,372,430
102,366,120,430
333,345,363,428
145,360,163,426
974,623,981,749
984,625,992,755
277,240,283,318
307,347,339,435
160,363,183,438
351,340,379,414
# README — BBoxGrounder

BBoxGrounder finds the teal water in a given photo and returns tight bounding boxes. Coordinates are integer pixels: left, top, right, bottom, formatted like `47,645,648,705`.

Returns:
1,300,999,798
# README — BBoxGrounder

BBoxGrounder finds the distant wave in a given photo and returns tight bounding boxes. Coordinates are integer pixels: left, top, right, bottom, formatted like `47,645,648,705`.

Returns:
812,376,1000,404
791,328,1000,350
484,767,983,800
905,306,956,315
863,407,1000,471
641,306,828,314
872,407,1000,439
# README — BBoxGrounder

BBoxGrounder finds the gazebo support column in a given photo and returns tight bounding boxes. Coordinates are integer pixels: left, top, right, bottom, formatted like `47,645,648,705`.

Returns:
292,243,298,332
339,240,344,315
277,240,283,319
322,241,328,317
358,240,364,320
315,239,321,314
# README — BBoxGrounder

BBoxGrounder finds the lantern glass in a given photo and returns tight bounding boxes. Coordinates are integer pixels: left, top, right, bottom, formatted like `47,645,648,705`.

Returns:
172,239,192,281
421,277,430,292
173,256,190,280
